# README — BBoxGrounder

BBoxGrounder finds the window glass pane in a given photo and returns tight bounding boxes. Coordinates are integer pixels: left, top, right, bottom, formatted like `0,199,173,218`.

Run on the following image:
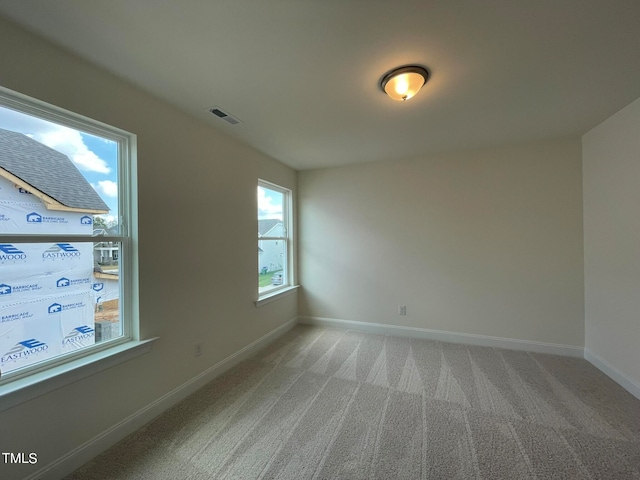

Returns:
0,92,129,381
93,242,121,336
258,239,286,295
258,183,289,296
258,185,283,222
0,241,122,376
0,105,119,235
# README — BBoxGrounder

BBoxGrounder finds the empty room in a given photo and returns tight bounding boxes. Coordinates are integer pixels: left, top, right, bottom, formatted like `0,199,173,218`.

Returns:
0,1,639,479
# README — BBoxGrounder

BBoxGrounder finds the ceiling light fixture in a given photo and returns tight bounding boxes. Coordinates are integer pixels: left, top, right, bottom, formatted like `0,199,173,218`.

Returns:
379,65,429,102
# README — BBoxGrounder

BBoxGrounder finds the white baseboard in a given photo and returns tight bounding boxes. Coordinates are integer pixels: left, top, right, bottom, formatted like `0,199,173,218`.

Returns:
584,348,640,400
27,317,298,480
298,316,584,358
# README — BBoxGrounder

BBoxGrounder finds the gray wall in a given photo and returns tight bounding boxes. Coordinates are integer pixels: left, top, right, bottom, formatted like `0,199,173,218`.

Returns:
299,138,585,347
0,17,297,479
583,97,640,392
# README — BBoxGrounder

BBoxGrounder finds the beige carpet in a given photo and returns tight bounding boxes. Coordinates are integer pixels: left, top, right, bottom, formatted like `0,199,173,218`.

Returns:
66,325,640,479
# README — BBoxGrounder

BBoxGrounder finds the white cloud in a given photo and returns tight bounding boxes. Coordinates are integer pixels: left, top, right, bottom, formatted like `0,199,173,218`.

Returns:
31,128,111,174
258,186,283,219
0,106,112,174
96,180,118,198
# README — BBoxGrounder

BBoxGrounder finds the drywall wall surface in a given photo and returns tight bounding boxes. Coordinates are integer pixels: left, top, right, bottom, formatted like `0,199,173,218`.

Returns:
0,17,296,479
299,138,584,346
583,96,640,390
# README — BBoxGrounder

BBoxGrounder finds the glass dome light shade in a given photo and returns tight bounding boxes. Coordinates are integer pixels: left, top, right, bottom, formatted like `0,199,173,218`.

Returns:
380,66,429,102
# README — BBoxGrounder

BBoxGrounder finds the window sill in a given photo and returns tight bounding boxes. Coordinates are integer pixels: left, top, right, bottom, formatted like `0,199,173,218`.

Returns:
0,337,158,413
255,285,299,308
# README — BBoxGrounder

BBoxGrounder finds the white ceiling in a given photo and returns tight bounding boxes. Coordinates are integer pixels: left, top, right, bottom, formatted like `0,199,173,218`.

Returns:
1,1,639,170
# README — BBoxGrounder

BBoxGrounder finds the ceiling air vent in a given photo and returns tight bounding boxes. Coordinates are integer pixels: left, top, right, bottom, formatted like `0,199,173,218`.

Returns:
208,106,242,125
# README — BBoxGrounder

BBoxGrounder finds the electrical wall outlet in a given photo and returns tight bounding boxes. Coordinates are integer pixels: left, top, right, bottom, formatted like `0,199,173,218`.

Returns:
194,343,202,357
399,305,407,315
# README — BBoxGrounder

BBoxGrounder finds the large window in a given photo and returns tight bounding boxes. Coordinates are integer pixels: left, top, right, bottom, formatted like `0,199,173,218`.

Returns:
0,86,137,385
258,180,293,298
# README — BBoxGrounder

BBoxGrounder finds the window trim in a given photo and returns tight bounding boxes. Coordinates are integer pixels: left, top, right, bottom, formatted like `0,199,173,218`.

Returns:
255,285,299,308
257,179,294,300
0,85,144,390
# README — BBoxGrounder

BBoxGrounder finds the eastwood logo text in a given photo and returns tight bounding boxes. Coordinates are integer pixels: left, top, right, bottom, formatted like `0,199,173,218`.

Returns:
42,243,81,260
63,325,95,345
0,283,42,295
26,212,68,224
57,277,91,288
0,244,27,263
48,301,86,314
1,339,48,363
1,311,34,323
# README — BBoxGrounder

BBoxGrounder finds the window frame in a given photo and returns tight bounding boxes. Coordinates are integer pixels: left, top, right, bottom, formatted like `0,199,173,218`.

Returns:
257,179,295,303
0,85,144,392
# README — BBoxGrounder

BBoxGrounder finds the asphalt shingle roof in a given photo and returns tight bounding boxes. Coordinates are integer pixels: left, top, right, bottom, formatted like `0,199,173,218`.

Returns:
258,218,281,236
0,128,109,212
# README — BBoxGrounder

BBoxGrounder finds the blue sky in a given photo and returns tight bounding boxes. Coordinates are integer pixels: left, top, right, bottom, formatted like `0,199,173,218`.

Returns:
0,105,119,222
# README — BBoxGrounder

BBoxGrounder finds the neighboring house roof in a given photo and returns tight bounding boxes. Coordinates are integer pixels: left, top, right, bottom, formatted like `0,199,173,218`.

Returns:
93,225,119,236
0,127,109,213
258,218,282,236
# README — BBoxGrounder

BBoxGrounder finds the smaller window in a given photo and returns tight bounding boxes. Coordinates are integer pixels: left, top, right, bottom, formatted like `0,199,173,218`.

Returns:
258,180,292,297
